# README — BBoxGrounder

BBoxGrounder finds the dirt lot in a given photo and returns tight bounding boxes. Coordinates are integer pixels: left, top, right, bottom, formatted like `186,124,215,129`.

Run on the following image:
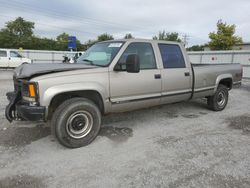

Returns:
0,70,250,188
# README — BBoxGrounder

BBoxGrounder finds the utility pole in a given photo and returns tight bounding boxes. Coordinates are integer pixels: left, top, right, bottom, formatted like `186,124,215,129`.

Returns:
182,34,189,47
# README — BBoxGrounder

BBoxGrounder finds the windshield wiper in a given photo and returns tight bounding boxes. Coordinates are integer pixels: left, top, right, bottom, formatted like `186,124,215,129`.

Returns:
82,59,93,63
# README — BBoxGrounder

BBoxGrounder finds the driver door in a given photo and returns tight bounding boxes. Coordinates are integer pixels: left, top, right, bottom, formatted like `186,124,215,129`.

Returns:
109,42,161,112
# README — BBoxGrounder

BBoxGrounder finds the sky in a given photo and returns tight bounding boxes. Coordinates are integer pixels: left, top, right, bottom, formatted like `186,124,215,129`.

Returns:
0,0,250,46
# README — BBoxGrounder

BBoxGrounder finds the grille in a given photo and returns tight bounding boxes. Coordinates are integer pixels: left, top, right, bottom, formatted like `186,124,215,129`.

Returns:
13,77,29,97
21,83,29,97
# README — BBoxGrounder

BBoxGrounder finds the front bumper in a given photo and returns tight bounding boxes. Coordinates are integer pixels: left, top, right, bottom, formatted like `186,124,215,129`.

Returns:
16,105,45,121
5,91,45,122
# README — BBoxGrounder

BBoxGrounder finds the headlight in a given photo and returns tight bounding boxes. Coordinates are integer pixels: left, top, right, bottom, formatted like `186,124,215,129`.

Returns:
21,82,39,103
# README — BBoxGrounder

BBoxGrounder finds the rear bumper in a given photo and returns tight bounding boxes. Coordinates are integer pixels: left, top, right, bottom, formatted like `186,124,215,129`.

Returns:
5,91,45,122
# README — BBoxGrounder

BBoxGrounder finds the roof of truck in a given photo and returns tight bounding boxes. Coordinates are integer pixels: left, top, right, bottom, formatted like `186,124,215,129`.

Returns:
98,38,183,45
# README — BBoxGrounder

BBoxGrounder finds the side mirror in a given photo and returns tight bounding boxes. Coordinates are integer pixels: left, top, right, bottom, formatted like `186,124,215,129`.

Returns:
126,54,140,73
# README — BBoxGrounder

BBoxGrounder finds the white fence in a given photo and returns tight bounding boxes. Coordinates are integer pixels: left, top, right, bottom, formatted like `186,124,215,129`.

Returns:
18,49,75,64
187,50,250,78
14,49,250,78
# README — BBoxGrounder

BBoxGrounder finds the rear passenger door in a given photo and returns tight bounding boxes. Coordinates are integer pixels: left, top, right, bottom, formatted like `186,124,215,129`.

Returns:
0,50,9,68
158,44,192,104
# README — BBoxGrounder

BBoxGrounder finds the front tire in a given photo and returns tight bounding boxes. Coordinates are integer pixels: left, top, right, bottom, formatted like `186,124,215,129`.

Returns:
207,84,228,111
51,98,101,148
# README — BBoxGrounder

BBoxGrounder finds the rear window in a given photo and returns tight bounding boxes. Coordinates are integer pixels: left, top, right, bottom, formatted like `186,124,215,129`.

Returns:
0,50,7,57
158,44,186,68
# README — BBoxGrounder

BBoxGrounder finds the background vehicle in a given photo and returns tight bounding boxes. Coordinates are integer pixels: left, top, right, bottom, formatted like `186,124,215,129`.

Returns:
62,52,84,64
5,39,242,148
0,48,32,68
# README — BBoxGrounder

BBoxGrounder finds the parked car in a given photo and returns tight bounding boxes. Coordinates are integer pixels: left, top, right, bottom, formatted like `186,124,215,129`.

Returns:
5,39,242,148
0,49,32,68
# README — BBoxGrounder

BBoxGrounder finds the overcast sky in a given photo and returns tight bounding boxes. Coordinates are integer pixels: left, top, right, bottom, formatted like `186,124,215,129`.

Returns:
0,0,249,46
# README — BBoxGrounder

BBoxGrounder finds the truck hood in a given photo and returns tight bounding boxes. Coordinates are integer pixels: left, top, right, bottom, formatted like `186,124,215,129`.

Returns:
14,63,97,79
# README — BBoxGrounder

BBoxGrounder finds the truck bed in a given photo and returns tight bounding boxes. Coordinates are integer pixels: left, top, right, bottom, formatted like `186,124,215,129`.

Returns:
191,63,242,98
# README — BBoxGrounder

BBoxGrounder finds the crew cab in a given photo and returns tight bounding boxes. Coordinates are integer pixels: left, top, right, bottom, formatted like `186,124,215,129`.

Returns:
5,39,242,148
0,48,32,68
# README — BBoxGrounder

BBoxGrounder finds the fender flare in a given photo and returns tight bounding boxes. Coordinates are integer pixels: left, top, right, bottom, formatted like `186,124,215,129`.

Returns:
41,82,108,108
214,74,233,92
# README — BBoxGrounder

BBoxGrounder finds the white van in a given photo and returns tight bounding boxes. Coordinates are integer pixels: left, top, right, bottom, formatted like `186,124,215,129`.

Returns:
0,49,32,68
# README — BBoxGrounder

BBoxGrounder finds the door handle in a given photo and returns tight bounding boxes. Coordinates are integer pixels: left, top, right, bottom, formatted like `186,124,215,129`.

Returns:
154,74,161,79
184,72,190,76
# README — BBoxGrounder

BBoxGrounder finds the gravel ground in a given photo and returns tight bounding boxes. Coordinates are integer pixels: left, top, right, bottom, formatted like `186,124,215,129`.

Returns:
0,70,250,188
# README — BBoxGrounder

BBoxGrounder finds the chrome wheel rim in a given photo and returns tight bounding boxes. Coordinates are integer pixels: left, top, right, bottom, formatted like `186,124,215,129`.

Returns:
66,111,93,139
217,91,226,107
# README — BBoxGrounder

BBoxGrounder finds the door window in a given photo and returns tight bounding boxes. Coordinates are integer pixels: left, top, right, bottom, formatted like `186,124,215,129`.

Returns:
118,42,156,70
10,51,22,58
0,50,7,57
158,44,186,68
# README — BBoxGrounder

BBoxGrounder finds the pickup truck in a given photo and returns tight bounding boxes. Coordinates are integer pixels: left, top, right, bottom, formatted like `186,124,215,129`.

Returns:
5,39,242,148
0,48,32,68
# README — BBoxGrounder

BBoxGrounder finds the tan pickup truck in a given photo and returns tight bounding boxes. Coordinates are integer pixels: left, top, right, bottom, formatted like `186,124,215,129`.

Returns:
5,39,242,148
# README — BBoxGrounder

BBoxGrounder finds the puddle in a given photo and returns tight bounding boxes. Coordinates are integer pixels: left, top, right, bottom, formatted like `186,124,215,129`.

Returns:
155,136,183,147
0,125,50,147
182,114,199,118
162,110,179,118
227,115,250,134
102,105,180,125
199,112,208,115
99,126,133,143
0,174,44,188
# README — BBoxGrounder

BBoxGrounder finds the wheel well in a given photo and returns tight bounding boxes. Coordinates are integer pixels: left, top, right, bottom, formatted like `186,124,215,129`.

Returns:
48,90,104,120
219,78,232,90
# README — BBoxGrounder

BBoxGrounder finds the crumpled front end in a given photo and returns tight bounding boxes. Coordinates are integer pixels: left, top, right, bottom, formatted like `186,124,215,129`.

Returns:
5,91,21,122
5,77,45,122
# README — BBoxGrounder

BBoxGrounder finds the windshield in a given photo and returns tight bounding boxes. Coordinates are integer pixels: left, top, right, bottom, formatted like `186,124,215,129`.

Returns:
77,41,124,67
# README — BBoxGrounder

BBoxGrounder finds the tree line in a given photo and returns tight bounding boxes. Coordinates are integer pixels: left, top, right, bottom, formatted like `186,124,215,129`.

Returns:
0,17,243,51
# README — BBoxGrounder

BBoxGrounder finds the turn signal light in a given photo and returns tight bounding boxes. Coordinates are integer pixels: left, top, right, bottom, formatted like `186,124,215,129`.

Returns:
28,84,36,97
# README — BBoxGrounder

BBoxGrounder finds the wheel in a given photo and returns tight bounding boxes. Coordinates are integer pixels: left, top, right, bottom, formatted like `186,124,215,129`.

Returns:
51,98,101,148
207,84,228,111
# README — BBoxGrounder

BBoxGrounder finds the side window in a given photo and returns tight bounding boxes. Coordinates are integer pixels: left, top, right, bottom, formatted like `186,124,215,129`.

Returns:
0,50,7,57
158,44,186,68
118,42,156,70
10,51,22,58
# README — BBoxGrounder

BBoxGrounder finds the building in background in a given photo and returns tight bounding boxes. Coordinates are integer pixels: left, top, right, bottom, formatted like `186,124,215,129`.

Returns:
204,42,250,51
232,43,250,50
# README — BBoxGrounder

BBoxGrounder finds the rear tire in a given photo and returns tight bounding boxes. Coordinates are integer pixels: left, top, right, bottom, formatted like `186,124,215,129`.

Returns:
207,84,228,111
51,98,101,148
